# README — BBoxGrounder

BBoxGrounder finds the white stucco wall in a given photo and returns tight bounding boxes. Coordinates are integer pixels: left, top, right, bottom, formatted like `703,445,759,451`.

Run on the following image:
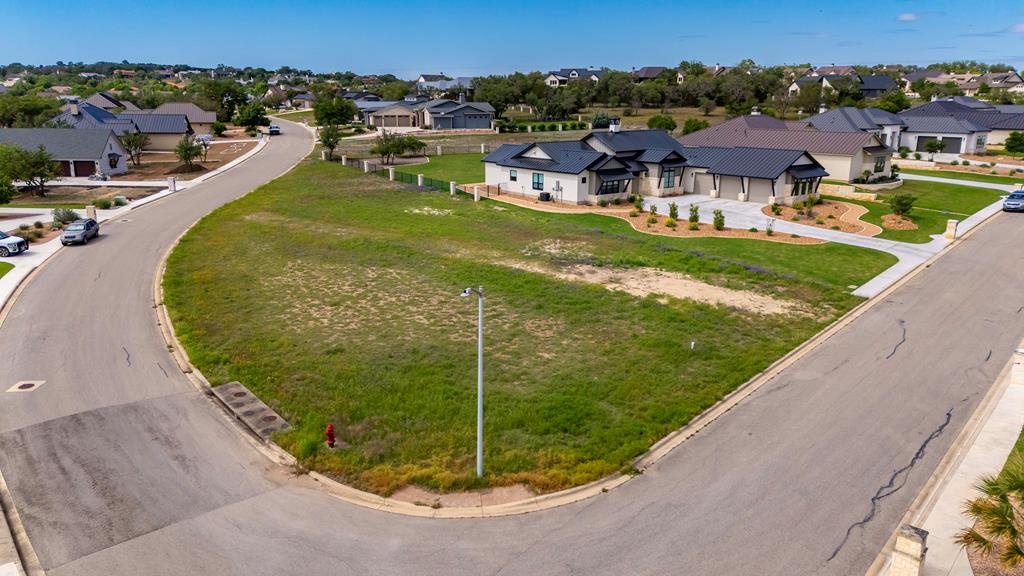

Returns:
484,163,587,203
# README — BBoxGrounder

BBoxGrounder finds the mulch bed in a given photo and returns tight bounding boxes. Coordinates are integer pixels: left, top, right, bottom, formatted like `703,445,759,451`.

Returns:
761,200,863,234
881,214,917,230
623,213,823,245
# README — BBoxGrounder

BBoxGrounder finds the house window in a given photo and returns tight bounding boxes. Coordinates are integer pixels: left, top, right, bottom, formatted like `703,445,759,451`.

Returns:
598,180,622,195
108,153,119,169
976,136,986,148
532,173,544,191
509,169,517,182
661,168,676,188
873,156,885,173
581,176,587,183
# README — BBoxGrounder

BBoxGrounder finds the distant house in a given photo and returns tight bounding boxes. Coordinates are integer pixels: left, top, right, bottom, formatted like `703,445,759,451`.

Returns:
0,128,128,177
483,125,828,205
802,107,906,148
633,67,668,82
961,72,1024,96
113,69,138,78
416,76,477,93
342,91,381,101
545,68,604,87
288,92,315,109
678,115,892,182
116,113,194,149
78,72,104,80
898,98,1024,148
858,75,899,97
788,74,897,98
365,95,494,130
415,74,447,84
148,102,218,135
82,91,141,112
812,65,858,77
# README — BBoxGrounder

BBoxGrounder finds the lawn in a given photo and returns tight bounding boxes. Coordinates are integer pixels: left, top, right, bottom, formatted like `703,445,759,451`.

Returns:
0,262,12,280
828,196,949,243
8,186,162,209
900,168,1024,186
873,180,1004,215
164,160,896,496
410,153,485,184
270,109,315,124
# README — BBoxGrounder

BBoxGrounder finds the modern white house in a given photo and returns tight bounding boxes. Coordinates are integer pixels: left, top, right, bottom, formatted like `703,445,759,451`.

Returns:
483,124,828,205
803,107,905,148
899,98,1024,146
545,68,604,87
897,117,990,154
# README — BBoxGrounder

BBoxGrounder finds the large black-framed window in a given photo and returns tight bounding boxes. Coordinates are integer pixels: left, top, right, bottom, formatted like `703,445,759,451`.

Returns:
873,156,885,173
597,179,622,195
661,167,676,188
532,173,544,191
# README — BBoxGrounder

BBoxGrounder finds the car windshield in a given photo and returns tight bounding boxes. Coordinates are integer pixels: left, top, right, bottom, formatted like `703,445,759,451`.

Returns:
0,231,7,239
67,224,84,231
1010,193,1024,200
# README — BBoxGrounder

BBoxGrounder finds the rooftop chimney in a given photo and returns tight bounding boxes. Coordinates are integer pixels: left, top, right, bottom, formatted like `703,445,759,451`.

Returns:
751,106,761,116
458,92,465,104
609,116,621,134
930,94,938,102
69,98,79,116
818,102,827,114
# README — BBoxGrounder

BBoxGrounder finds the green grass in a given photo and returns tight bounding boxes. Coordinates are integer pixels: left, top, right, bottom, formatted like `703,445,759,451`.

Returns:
873,180,1004,215
271,109,315,123
164,160,896,495
825,196,949,243
0,262,12,280
410,153,485,184
900,168,1024,186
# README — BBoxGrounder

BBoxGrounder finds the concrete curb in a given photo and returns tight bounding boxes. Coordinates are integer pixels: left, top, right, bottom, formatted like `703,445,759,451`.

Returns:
863,208,1007,576
150,148,1003,520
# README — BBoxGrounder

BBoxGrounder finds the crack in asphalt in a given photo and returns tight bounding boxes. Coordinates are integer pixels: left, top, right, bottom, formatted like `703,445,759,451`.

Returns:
824,408,953,563
986,349,992,362
157,362,168,378
885,320,907,360
122,345,132,367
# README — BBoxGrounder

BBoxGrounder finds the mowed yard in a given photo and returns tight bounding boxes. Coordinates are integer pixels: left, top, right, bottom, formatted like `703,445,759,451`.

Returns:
164,160,896,496
828,179,1006,243
413,153,485,184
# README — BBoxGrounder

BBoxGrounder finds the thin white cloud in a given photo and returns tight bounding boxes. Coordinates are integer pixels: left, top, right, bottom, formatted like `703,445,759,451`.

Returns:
1009,23,1024,33
897,13,918,22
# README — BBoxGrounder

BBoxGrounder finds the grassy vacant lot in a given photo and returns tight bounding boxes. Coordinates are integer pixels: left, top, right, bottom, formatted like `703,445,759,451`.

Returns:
412,153,485,184
270,109,315,123
509,106,731,130
9,186,162,209
900,168,1024,186
164,160,895,495
0,262,12,280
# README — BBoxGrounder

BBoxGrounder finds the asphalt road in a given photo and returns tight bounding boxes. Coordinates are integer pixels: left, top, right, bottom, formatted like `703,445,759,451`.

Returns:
2,122,1023,575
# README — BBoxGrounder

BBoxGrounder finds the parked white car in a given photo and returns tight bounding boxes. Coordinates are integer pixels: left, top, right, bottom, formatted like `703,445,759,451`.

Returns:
0,231,28,257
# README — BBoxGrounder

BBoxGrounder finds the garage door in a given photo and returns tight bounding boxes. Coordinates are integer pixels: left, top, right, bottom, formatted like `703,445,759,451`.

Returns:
73,160,95,177
941,137,962,153
915,136,937,152
748,179,773,203
58,161,72,177
719,176,743,200
692,173,714,195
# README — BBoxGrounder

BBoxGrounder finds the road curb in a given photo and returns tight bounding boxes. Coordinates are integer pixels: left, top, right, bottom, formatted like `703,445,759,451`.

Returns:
150,143,1003,520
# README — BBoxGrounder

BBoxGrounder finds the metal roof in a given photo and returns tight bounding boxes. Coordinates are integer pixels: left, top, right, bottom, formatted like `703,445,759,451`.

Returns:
806,107,905,132
587,129,688,155
690,147,815,179
150,102,217,124
899,116,990,134
0,128,118,160
483,141,606,174
858,75,898,91
678,120,881,155
116,113,192,134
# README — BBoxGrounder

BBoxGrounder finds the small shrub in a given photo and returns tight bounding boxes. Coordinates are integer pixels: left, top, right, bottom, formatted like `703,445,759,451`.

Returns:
623,107,635,117
665,217,677,228
712,209,725,231
688,221,699,231
668,202,679,220
33,221,43,229
534,124,546,132
830,225,840,230
791,234,801,238
950,160,959,165
889,193,917,217
597,199,608,207
211,121,227,137
791,216,799,221
793,201,804,210
611,197,622,205
899,151,909,159
914,152,922,160
766,220,774,236
796,209,805,216
629,209,640,217
547,123,558,131
770,204,782,215
93,198,112,209
649,205,657,216
114,197,127,206
826,214,835,219
961,160,969,166
18,223,29,231
748,227,757,232
991,170,998,174
52,207,78,224
50,222,61,231
646,215,658,225
815,218,825,225
688,204,699,223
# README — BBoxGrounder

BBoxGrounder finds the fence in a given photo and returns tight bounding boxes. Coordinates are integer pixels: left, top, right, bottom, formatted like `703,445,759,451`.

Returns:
336,143,493,158
359,160,460,194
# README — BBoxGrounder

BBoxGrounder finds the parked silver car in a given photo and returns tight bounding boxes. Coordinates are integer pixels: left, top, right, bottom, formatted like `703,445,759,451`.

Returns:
61,218,99,245
0,231,28,257
1003,191,1024,212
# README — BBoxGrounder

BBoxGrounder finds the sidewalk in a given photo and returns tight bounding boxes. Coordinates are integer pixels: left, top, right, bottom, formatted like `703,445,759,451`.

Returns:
914,346,1024,576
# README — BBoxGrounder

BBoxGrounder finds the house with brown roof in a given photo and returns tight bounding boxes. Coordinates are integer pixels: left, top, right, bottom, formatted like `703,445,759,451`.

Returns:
812,65,857,77
147,102,217,135
678,115,892,182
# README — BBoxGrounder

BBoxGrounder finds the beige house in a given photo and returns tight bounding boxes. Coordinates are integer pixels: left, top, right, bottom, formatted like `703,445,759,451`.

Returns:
148,102,217,135
678,116,892,182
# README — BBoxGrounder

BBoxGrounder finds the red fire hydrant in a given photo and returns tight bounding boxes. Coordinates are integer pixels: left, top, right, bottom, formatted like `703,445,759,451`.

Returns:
325,423,336,448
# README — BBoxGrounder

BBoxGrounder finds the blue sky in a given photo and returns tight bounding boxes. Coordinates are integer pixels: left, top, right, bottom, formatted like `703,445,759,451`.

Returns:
2,0,1023,77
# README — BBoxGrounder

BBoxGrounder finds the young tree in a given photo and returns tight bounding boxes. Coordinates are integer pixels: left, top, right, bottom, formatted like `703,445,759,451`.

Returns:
233,102,270,131
647,114,677,132
0,145,59,196
379,81,411,101
318,125,342,160
699,97,716,116
313,95,358,127
888,193,917,217
120,132,150,166
175,136,203,171
924,139,945,160
1005,131,1024,154
197,139,210,163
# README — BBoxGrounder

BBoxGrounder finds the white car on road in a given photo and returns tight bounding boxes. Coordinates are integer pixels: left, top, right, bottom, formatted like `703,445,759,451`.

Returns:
0,231,28,257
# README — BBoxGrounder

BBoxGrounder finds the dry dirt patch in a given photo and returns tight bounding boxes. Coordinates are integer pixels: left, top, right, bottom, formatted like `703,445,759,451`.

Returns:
505,260,805,316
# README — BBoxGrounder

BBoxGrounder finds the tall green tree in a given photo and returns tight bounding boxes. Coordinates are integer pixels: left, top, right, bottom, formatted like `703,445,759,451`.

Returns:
875,89,911,113
379,81,411,101
472,76,517,119
0,144,59,196
233,102,270,131
313,95,357,126
175,136,203,170
0,95,63,127
190,78,248,122
120,132,150,166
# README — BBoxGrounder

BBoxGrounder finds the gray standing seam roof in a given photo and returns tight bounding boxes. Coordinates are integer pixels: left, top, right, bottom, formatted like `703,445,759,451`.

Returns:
899,116,990,134
483,142,606,174
116,113,191,134
692,147,812,179
0,128,117,160
807,107,905,132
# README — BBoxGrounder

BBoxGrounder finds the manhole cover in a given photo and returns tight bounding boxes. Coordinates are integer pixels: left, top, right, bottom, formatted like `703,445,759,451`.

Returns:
232,391,247,398
7,380,46,393
261,415,278,422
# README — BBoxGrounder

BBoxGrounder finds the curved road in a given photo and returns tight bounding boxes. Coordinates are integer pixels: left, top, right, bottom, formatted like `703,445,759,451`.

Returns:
2,122,1024,575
